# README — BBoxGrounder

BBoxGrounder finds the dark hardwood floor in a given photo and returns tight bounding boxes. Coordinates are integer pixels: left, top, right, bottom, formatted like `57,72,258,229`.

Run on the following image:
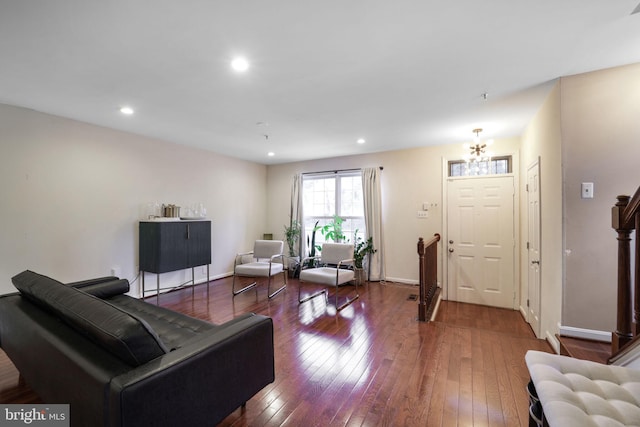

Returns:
0,277,552,426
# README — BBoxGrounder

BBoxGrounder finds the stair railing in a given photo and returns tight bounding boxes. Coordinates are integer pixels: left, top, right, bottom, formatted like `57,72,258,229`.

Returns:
611,186,640,356
417,233,441,322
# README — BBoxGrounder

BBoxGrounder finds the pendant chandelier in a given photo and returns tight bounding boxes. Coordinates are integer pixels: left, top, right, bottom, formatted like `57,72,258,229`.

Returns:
463,128,493,162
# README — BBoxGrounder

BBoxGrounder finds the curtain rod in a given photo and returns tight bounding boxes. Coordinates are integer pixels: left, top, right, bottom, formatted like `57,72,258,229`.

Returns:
302,166,383,176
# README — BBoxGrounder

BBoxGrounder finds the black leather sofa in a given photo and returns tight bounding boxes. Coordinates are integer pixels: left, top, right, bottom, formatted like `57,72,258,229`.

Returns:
0,270,275,427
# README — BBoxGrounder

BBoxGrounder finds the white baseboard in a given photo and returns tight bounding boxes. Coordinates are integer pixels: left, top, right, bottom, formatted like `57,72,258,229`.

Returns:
208,272,234,282
384,276,418,285
546,331,560,354
131,272,232,297
430,294,442,321
559,325,611,343
519,305,527,320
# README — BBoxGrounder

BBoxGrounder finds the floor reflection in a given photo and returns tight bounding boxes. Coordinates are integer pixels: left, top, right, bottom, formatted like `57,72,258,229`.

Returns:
295,311,371,385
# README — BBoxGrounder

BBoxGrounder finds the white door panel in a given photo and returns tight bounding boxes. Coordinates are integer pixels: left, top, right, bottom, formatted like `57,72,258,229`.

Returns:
527,161,541,336
447,176,515,308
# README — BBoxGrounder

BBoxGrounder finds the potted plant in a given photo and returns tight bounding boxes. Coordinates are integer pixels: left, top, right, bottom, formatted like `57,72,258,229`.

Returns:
283,219,302,277
304,220,322,268
320,215,346,242
353,230,376,284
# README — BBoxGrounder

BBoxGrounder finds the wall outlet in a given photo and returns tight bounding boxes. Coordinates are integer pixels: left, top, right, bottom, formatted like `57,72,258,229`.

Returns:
417,211,428,218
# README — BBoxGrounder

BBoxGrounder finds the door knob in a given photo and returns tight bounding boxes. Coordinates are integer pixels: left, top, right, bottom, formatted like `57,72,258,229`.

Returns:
531,260,540,264
449,248,454,253
449,240,454,244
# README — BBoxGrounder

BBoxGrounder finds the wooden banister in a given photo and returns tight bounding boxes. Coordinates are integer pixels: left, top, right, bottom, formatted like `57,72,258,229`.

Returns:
621,188,640,230
417,233,441,322
611,187,640,357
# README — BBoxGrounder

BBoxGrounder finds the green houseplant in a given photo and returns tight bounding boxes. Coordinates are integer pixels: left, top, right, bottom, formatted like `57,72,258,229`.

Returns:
284,219,302,277
353,230,376,284
320,215,346,242
304,220,322,268
353,233,376,268
283,219,301,257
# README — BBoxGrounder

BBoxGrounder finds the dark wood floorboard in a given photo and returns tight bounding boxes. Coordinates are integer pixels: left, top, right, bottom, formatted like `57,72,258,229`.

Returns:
558,335,611,364
0,277,552,426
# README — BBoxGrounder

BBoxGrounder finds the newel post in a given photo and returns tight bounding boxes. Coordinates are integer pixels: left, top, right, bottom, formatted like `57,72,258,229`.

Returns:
612,195,633,353
635,212,640,336
417,237,426,321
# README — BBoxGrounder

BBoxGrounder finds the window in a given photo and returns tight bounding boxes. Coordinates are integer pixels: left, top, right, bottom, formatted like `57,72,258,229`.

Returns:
448,155,512,177
302,171,365,254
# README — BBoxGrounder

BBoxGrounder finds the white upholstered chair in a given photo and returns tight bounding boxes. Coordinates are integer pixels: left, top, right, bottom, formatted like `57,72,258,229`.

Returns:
232,240,286,299
298,242,358,311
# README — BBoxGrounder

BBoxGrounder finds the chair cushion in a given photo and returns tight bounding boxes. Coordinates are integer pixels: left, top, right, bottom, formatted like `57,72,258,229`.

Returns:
253,240,284,259
235,262,284,277
12,270,168,367
525,350,640,427
320,243,354,265
300,267,355,286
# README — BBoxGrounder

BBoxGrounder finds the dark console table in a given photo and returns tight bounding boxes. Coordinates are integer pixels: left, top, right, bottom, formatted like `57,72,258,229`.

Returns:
139,220,211,302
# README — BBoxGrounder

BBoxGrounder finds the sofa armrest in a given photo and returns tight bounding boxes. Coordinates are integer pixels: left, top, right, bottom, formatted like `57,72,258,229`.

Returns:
72,279,130,299
107,313,275,427
67,276,120,288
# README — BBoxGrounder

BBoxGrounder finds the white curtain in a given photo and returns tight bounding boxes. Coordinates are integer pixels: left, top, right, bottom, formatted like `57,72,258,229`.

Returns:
290,173,304,258
362,167,384,281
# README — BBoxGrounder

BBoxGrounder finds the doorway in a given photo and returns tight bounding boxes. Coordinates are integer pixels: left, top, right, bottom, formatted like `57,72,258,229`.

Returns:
447,176,516,308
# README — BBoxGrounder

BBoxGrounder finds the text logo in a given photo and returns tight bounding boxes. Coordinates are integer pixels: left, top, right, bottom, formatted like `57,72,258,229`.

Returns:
0,405,69,426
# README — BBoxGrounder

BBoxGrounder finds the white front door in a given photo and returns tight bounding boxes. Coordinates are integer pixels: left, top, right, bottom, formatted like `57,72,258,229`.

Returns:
527,160,541,336
447,176,515,308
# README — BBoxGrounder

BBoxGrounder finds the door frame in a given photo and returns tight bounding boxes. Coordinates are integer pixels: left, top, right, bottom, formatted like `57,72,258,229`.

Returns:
526,157,542,336
441,151,520,308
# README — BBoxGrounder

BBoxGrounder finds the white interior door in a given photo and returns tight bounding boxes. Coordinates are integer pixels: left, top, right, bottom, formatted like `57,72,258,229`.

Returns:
447,176,515,308
527,161,541,336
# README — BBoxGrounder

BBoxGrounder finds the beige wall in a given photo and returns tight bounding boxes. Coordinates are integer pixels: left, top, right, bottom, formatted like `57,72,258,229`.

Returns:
0,104,267,295
4,62,636,343
520,81,563,347
266,138,521,285
560,63,640,333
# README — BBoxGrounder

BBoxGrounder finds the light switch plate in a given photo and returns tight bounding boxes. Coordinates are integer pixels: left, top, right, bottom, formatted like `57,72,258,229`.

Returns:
581,182,594,199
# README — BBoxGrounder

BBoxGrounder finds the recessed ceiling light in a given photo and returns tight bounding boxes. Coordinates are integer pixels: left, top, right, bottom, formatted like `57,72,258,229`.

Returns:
119,106,134,115
267,152,275,157
357,138,366,144
231,57,249,72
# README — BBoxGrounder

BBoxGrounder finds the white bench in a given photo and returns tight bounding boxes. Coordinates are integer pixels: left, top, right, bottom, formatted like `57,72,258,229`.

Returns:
525,350,640,426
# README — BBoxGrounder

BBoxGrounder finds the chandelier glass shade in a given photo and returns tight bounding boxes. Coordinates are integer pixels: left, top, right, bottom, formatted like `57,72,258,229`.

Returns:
462,128,494,162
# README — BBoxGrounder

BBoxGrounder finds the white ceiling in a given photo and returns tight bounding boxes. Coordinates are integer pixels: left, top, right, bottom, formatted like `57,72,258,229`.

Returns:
1,1,639,165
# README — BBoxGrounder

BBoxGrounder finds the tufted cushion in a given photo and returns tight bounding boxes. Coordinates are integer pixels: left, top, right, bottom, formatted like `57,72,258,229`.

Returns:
525,350,640,427
12,270,168,366
107,294,216,351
